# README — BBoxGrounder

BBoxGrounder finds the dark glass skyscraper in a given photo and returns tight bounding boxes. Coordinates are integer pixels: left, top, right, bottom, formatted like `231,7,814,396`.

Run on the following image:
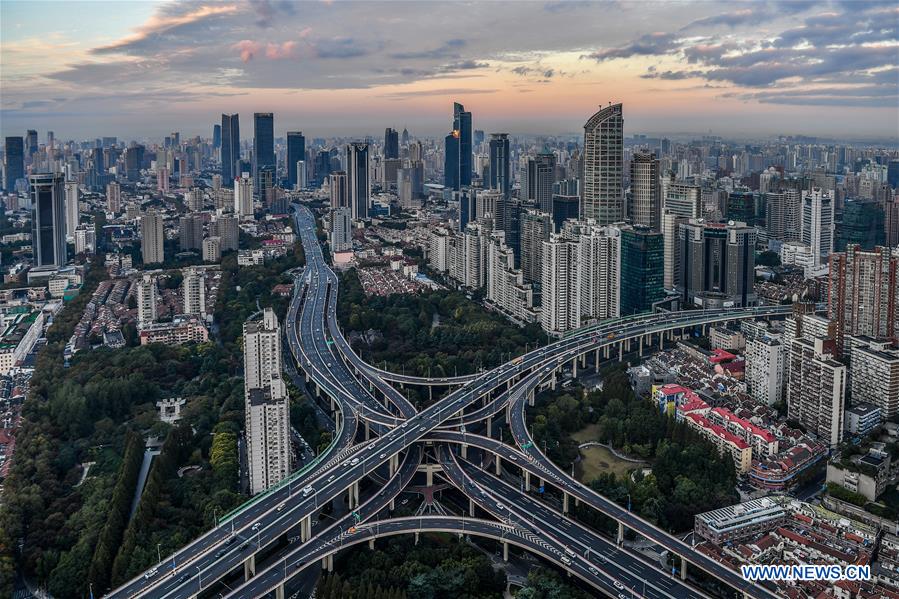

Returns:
125,145,144,182
620,226,664,315
4,137,24,192
346,142,370,220
25,129,38,159
384,128,399,160
838,198,885,251
286,131,306,189
221,113,240,184
253,113,275,191
444,102,472,190
444,131,460,190
488,133,510,197
213,124,221,148
29,173,67,267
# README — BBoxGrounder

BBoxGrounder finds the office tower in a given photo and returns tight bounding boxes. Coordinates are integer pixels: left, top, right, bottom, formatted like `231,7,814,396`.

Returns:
552,194,579,232
3,137,24,192
766,188,802,242
582,103,623,224
838,198,884,251
258,166,274,206
676,219,757,308
401,127,410,146
125,145,144,182
787,337,846,447
620,226,664,315
140,210,165,265
541,234,580,335
25,129,38,159
532,151,556,214
295,160,306,190
329,171,348,209
213,124,221,149
221,113,240,184
488,133,511,197
828,245,898,350
474,129,485,147
384,128,399,159
887,160,899,189
235,173,254,218
884,195,899,248
444,102,472,190
64,181,80,237
286,131,305,189
520,157,535,202
136,273,158,326
29,173,67,268
106,181,121,213
801,188,834,267
663,181,702,219
745,336,785,406
179,214,203,251
182,268,206,316
253,113,274,190
202,236,221,262
494,196,521,263
346,143,370,220
458,189,477,232
850,339,899,419
577,223,621,322
726,190,757,226
244,308,290,495
520,210,552,284
661,210,686,290
629,152,660,230
330,207,352,253
74,226,96,255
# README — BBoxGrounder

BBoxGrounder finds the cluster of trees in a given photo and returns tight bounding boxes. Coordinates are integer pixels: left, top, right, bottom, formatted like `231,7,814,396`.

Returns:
529,364,738,533
329,534,506,599
516,568,590,599
317,574,406,599
337,269,544,380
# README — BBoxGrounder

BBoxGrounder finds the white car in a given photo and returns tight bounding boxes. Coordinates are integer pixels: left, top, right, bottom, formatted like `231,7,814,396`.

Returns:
144,568,158,579
614,582,625,590
302,486,314,497
252,522,262,531
349,458,360,466
379,453,387,460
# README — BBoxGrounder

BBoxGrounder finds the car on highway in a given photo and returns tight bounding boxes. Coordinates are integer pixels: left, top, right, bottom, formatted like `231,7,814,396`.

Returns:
560,556,571,565
495,502,505,510
143,568,158,579
178,573,191,583
302,485,314,497
215,548,227,558
589,566,598,575
349,458,360,466
614,581,625,590
252,522,261,531
327,475,335,483
277,502,286,512
379,453,387,460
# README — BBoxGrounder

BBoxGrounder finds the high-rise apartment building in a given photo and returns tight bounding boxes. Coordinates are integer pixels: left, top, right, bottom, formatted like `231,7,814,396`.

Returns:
801,188,834,266
179,214,203,251
106,181,121,213
3,137,24,192
25,129,37,159
329,171,348,209
676,220,756,308
581,103,623,224
182,268,206,317
576,222,621,322
828,245,898,350
29,173,67,268
140,210,165,265
243,308,289,495
519,209,552,284
486,233,536,323
488,133,511,197
346,143,370,220
221,113,240,184
235,173,254,218
330,207,352,253
850,338,899,419
541,234,580,335
253,113,274,191
136,274,158,326
211,215,239,252
532,151,556,214
286,131,305,189
787,337,846,447
766,188,801,242
745,336,785,406
64,181,80,238
629,152,661,230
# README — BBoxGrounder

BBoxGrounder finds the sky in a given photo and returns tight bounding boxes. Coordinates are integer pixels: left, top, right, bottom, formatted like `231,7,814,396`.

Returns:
1,0,897,142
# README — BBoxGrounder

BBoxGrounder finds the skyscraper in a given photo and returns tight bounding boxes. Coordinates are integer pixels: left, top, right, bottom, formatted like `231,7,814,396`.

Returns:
3,137,24,192
136,274,157,326
541,234,580,335
235,173,254,218
182,268,206,317
125,145,144,182
444,130,460,190
286,131,305,189
576,223,621,322
629,152,660,230
243,308,290,495
253,113,274,191
346,142,370,220
64,181,80,238
25,129,38,159
676,220,757,308
140,210,165,265
330,207,352,253
828,245,898,351
582,103,623,224
179,214,203,251
801,188,834,267
620,226,664,315
519,209,552,284
384,127,399,160
444,102,472,190
329,171,348,209
787,337,846,447
765,188,801,242
533,151,556,214
212,124,221,149
106,182,121,213
29,173,67,268
488,133,510,197
837,198,884,251
663,181,702,219
221,113,240,184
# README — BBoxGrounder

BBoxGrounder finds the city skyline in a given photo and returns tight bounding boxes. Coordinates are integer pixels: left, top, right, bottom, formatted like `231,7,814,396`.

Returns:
2,0,898,140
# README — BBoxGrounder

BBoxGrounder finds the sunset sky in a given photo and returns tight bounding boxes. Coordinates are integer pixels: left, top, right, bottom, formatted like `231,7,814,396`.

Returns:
1,0,897,141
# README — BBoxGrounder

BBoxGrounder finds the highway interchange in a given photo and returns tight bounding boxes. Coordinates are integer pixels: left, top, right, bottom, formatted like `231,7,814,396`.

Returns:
108,202,791,599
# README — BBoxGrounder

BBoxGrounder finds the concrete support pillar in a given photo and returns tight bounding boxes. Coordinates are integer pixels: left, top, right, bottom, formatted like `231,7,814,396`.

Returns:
619,340,624,361
574,496,580,507
507,378,512,391
580,354,586,368
316,383,321,398
603,345,610,359
680,557,688,580
429,385,432,401
495,455,502,476
275,583,285,599
369,539,375,550
348,482,359,509
503,541,509,562
595,349,600,369
527,389,535,407
550,370,557,390
486,415,492,438
414,531,420,545
301,515,312,542
243,553,256,580
426,468,434,487
617,521,625,545
524,470,531,492
330,396,335,412
571,358,577,378
461,443,468,459
562,492,569,514
469,497,476,516
389,454,398,477
326,554,334,572
389,499,395,511
365,421,370,441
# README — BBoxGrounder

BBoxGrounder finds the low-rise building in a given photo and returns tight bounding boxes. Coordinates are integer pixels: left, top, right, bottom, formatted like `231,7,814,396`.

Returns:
827,446,892,501
139,317,209,346
844,402,883,437
694,497,787,545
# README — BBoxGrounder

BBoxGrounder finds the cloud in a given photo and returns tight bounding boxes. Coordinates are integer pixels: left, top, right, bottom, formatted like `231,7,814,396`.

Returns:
390,39,466,60
378,87,499,99
583,32,680,61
